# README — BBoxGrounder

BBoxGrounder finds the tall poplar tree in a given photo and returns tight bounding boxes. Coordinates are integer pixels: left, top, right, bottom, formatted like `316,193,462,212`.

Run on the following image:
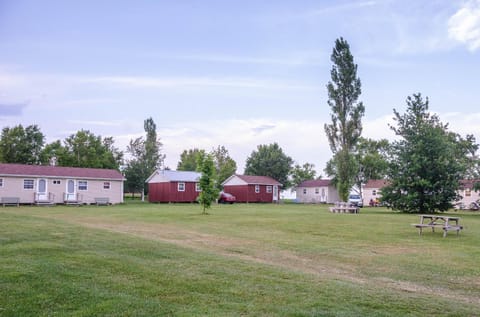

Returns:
124,117,165,200
324,37,365,201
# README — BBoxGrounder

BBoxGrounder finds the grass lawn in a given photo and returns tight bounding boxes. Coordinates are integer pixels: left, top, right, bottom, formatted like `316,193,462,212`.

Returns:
1,202,479,316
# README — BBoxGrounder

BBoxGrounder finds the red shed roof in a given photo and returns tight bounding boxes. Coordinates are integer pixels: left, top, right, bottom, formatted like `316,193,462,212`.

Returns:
297,179,332,188
0,163,124,180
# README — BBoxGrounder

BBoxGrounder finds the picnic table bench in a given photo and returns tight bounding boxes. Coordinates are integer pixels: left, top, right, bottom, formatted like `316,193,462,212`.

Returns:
1,197,20,207
329,202,359,214
94,197,110,206
412,215,463,237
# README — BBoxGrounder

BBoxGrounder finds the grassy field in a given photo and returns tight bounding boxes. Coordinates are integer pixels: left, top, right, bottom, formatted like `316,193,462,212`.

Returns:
1,202,479,316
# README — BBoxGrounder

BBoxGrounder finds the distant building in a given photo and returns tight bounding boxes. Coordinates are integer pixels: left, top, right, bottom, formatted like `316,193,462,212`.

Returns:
222,174,281,203
362,179,389,206
296,179,339,204
147,170,201,203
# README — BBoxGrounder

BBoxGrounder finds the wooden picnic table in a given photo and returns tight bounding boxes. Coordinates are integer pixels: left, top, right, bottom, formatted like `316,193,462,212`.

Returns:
412,215,463,237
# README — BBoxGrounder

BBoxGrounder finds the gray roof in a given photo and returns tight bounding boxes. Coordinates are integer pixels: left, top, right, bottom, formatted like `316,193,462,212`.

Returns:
147,170,201,183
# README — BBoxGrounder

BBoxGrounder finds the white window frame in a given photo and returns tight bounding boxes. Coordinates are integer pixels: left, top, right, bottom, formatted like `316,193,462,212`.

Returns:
178,182,185,192
266,186,272,193
78,180,88,191
255,185,260,193
103,181,111,190
23,179,34,190
0,178,3,188
53,180,61,185
315,188,319,194
195,183,201,192
303,188,307,195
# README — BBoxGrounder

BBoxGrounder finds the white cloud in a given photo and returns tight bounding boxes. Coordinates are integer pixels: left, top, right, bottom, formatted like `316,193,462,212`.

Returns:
88,75,317,91
448,0,480,51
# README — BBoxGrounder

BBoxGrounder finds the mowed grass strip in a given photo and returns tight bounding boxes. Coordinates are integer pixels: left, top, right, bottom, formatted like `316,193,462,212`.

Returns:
0,203,479,316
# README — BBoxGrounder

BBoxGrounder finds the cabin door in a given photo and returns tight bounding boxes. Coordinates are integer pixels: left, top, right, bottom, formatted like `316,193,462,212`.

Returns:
273,185,279,202
37,179,48,201
66,180,76,201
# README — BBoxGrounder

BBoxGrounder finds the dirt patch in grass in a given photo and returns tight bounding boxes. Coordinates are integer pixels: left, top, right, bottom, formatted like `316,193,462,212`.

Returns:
40,215,480,306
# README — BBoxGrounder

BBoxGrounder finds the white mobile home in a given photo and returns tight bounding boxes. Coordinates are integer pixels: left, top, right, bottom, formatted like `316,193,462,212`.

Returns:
296,179,339,204
0,163,124,205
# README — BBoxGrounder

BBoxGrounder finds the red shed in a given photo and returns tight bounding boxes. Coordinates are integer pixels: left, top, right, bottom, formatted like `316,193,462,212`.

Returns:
147,170,201,203
222,174,281,203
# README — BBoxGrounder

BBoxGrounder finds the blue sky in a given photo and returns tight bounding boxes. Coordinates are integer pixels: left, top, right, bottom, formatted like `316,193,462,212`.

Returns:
1,0,479,174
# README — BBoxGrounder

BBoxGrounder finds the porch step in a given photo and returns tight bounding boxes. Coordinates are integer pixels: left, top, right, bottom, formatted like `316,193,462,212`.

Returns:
35,201,55,206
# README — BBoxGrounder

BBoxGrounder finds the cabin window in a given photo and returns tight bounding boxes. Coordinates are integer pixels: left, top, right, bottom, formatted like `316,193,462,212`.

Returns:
0,178,3,187
195,183,201,192
255,185,260,193
78,181,88,191
266,186,272,193
23,179,34,190
465,188,471,196
103,182,111,189
303,188,307,195
178,182,185,192
53,180,61,185
315,188,319,194
372,190,377,196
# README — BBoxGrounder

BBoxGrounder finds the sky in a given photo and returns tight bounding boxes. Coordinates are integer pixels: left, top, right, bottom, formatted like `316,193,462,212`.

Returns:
1,0,480,175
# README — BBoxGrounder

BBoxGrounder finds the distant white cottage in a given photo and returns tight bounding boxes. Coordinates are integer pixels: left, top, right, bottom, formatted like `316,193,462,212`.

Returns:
296,179,339,204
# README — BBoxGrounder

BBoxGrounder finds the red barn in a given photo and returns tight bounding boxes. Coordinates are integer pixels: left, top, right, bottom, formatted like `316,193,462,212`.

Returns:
147,170,201,203
222,174,281,203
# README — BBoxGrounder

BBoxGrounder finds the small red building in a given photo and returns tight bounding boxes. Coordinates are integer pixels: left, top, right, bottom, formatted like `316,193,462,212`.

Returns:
147,170,201,203
222,174,281,203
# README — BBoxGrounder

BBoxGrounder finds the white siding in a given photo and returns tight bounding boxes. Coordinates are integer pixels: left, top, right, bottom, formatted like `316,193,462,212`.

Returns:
0,176,123,204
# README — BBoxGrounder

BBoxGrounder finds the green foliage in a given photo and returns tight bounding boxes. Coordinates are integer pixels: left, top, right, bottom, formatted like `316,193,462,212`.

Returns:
177,148,206,171
124,117,165,198
324,37,365,201
0,124,45,164
325,149,358,201
49,129,123,169
382,93,478,213
211,145,237,190
290,162,317,188
354,137,390,194
144,117,164,172
244,142,293,188
197,153,219,214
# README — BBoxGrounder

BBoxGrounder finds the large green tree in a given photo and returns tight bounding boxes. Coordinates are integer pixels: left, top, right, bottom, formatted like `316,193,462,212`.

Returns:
124,117,165,200
244,143,293,187
381,93,478,213
290,162,317,189
177,148,206,171
354,137,390,196
53,130,123,169
0,124,45,164
197,153,218,214
211,145,237,190
324,37,365,201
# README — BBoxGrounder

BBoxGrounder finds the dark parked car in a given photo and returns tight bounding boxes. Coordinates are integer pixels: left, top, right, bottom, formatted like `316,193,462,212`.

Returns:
218,191,236,204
